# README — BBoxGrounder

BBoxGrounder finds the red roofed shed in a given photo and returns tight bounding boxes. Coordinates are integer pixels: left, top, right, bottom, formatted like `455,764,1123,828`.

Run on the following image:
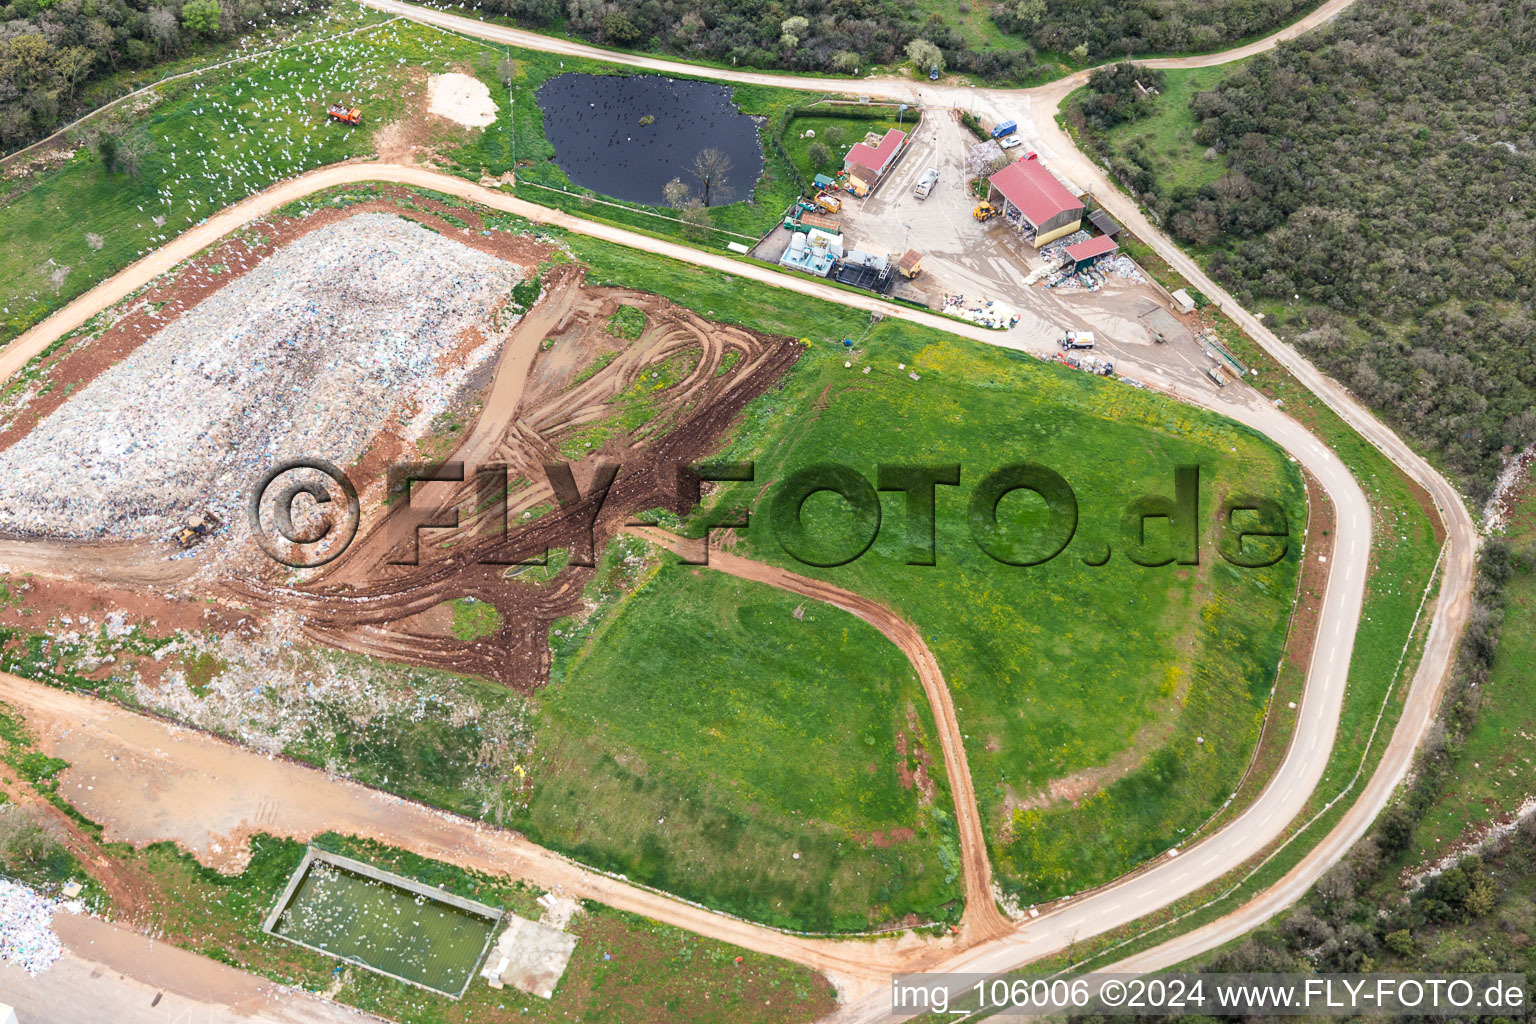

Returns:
1064,234,1119,268
987,159,1085,245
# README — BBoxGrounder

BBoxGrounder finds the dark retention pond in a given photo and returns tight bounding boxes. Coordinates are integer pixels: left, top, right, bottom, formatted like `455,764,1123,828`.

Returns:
536,74,764,207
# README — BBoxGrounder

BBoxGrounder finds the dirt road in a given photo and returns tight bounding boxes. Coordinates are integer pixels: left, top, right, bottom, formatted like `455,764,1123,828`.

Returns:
358,0,1358,101
630,527,1012,944
0,670,951,1000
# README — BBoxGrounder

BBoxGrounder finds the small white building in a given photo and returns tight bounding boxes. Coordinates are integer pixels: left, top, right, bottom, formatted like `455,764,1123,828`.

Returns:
1171,288,1196,314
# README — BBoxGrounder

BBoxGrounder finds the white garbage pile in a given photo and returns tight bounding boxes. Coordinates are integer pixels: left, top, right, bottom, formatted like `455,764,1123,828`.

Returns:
0,214,518,541
0,876,76,975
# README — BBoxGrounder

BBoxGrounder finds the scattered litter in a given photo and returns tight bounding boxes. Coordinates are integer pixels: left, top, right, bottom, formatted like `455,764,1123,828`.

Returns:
0,214,520,542
0,876,80,975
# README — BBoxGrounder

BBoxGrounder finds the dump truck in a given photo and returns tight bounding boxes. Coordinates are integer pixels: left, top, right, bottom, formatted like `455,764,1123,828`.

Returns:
173,510,222,549
327,104,362,125
813,191,842,214
973,201,998,222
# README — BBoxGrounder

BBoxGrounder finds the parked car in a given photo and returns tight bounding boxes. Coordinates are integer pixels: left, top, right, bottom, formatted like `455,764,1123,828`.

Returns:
991,120,1018,138
913,168,939,199
1000,135,1024,150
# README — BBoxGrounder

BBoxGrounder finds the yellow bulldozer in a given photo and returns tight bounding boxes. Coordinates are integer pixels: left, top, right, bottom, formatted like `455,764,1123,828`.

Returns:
973,201,999,222
174,510,222,549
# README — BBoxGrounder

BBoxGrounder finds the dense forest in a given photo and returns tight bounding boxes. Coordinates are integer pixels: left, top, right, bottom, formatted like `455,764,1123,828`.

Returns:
1019,0,1312,58
0,0,316,150
480,0,1312,82
1083,0,1536,497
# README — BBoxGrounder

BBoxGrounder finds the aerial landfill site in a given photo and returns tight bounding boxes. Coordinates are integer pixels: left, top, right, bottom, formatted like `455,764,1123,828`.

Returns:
0,188,799,742
0,214,520,542
0,185,805,1004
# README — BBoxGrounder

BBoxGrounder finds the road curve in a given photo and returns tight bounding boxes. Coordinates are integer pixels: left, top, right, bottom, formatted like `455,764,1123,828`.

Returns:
1021,80,1478,982
0,160,1377,1010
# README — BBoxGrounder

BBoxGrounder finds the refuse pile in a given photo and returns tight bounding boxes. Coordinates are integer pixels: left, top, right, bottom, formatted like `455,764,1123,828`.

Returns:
0,214,518,541
943,293,1019,330
0,876,74,975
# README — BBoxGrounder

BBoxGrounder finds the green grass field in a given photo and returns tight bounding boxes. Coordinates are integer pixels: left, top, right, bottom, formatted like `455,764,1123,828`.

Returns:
1067,65,1235,196
0,3,816,350
0,15,447,344
271,857,497,995
701,329,1303,903
779,106,907,183
530,546,963,931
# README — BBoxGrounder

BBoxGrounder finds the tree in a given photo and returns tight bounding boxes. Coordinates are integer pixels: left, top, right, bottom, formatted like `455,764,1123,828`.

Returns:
779,16,808,48
1011,0,1045,29
601,10,642,45
182,0,223,39
147,8,181,57
808,141,832,169
54,46,96,104
96,132,120,172
497,56,516,88
822,125,845,149
680,198,711,235
662,177,690,208
1383,929,1414,957
905,39,944,75
689,147,733,206
831,50,859,74
115,132,152,177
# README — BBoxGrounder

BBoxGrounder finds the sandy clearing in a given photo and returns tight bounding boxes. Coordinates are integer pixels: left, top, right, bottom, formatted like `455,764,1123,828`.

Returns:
426,72,499,128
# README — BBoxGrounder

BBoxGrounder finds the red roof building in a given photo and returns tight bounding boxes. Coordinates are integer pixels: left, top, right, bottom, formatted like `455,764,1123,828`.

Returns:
987,158,1085,245
1064,234,1119,266
843,129,907,178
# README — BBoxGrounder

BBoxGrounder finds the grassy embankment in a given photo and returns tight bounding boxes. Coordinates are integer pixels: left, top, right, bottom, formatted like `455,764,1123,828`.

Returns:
0,704,835,1024
1411,484,1536,853
778,104,906,184
532,211,1309,906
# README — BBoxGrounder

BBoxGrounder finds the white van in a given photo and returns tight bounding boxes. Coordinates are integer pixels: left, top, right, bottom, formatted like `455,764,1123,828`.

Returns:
913,168,939,199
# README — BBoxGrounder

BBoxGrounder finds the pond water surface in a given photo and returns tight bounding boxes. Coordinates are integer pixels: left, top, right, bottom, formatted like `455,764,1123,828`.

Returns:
536,74,765,207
